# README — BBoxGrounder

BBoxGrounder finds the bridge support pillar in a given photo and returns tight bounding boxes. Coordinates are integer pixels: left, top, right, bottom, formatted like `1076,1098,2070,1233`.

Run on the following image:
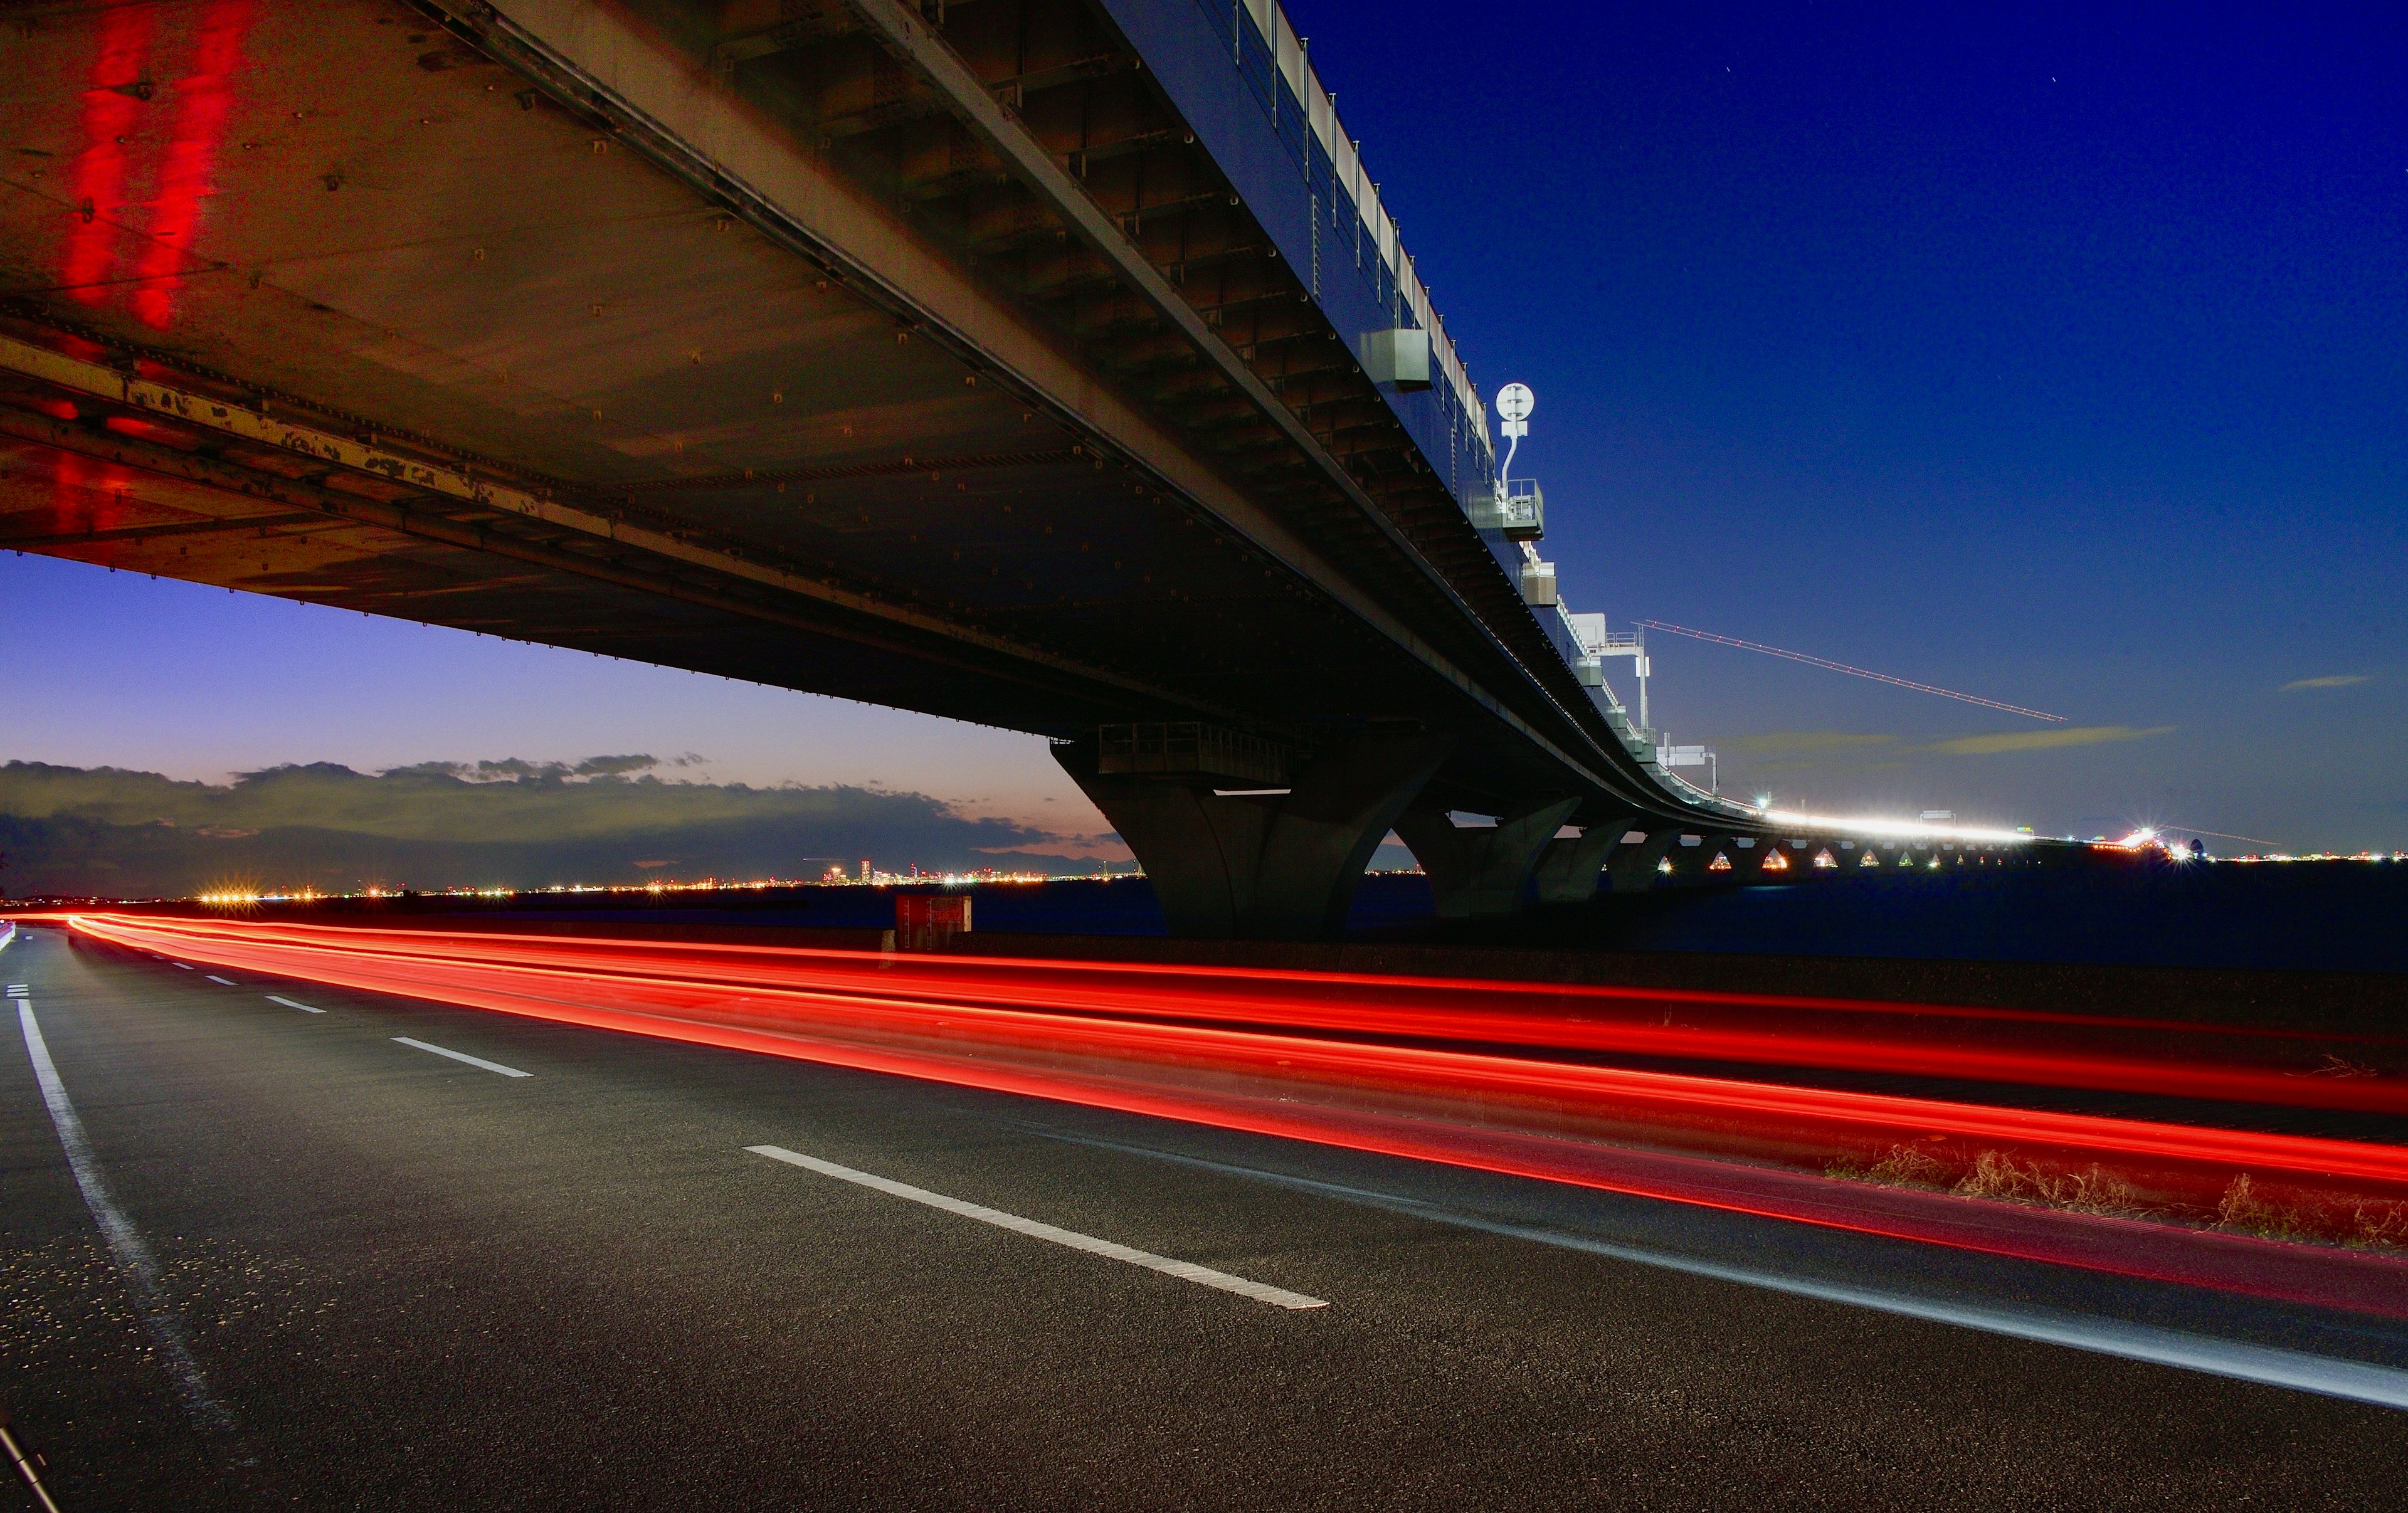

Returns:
1605,829,1681,893
1054,734,1453,939
1395,796,1583,919
1531,811,1642,905
1664,833,1728,886
1714,836,1770,882
1686,833,1762,882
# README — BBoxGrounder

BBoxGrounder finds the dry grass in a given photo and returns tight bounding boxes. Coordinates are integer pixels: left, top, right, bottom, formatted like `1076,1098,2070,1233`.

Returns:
1863,1144,1953,1188
1827,1149,2408,1250
1830,1144,2156,1216
1951,1151,2157,1217
2347,1200,2408,1249
2217,1173,2283,1233
1826,1144,1947,1189
2214,1174,2408,1248
2294,1053,2381,1079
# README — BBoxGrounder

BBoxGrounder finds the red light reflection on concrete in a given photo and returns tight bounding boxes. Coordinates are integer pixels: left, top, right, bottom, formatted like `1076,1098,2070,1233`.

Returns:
63,6,157,303
41,448,144,546
130,1,258,329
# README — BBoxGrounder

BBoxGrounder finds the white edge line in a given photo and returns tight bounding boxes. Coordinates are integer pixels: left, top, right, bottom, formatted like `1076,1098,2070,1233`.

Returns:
16,999,235,1432
744,1144,1328,1311
1033,1131,2408,1413
267,995,325,1014
391,1036,532,1078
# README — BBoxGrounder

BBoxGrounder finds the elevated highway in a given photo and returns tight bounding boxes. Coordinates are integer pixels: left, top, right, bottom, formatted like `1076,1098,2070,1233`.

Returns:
0,0,2036,932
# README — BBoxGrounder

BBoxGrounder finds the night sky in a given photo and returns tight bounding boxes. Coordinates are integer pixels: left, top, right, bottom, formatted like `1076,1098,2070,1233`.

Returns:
6,1,2401,857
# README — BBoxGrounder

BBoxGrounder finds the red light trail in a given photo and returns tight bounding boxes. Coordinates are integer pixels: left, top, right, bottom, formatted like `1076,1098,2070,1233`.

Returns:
55,913,2408,1316
71,914,2405,1114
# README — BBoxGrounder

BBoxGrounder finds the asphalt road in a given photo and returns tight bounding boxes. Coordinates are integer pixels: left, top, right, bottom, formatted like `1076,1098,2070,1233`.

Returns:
4,925,2405,1510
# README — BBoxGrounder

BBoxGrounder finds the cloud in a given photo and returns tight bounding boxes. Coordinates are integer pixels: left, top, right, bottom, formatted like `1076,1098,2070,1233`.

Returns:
1723,732,1899,756
2281,675,2368,692
1921,725,2174,756
571,754,660,778
0,759,1115,897
471,758,554,781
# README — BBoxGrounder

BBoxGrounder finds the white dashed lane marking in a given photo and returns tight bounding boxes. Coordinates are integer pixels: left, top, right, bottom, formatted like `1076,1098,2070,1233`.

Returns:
746,1145,1328,1311
391,1037,531,1078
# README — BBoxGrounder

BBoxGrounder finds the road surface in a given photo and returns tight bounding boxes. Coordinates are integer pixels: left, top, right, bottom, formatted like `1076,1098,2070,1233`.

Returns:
4,925,2404,1510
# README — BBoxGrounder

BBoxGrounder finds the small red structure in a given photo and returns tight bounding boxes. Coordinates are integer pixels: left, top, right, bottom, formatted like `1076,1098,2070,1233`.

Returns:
894,893,973,951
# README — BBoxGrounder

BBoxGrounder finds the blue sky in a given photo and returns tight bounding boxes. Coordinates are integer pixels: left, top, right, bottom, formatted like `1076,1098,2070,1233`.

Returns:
6,0,2401,853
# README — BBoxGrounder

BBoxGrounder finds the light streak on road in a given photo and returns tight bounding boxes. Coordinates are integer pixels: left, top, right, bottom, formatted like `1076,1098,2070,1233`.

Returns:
62,913,2405,1113
54,913,2408,1316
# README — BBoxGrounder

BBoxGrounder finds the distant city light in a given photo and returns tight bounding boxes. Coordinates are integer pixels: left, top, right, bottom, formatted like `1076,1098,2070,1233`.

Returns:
175,871,1125,907
12,845,2408,916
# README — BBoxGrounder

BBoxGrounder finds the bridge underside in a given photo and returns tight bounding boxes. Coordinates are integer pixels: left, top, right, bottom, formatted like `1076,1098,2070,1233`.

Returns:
0,0,1778,932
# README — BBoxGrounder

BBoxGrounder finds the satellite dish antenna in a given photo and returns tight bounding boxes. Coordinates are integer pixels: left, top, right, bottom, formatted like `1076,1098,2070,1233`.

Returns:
1495,382,1534,483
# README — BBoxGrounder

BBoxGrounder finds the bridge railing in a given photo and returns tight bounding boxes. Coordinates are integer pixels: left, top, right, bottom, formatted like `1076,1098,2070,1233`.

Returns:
1102,0,1496,514
1108,0,1733,814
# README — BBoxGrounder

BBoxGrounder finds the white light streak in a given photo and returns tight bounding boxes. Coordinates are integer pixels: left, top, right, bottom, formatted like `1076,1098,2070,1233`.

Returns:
1758,808,2038,845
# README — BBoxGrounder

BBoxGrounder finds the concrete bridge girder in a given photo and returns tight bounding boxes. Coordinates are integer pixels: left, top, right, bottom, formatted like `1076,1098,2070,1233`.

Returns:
1531,811,1642,905
1394,796,1583,919
1054,735,1452,939
1606,829,1682,894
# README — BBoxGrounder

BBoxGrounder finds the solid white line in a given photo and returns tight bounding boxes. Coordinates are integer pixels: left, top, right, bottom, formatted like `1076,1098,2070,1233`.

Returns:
16,1000,235,1433
1038,1130,2408,1413
391,1036,531,1078
744,1144,1328,1310
267,995,325,1015
204,975,236,986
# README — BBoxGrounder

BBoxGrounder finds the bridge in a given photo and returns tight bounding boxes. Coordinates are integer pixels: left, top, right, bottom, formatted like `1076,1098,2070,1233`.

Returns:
0,0,2039,934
